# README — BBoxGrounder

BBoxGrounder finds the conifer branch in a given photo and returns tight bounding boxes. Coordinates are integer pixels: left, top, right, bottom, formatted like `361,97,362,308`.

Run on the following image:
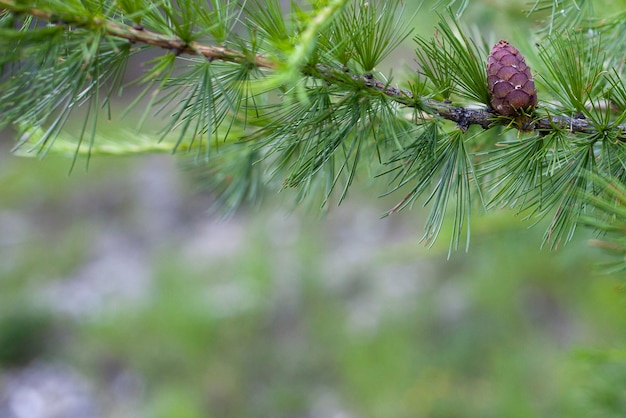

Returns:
313,65,626,141
2,0,625,259
3,0,625,142
0,0,275,68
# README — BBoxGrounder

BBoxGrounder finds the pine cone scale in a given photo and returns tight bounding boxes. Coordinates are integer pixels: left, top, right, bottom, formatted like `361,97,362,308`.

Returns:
509,72,528,86
497,66,519,81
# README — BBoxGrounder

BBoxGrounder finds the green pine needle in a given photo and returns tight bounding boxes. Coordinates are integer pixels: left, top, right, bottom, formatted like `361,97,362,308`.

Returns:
536,31,606,118
580,172,626,273
5,32,133,163
526,0,593,34
384,124,479,255
336,0,415,72
480,130,601,249
155,58,261,160
414,11,490,106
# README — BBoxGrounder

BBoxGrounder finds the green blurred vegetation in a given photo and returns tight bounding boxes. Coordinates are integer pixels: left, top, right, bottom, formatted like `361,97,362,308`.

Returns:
0,150,625,417
2,0,626,417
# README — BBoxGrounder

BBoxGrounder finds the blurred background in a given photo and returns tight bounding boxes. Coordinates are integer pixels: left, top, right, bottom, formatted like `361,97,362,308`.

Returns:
1,1,626,417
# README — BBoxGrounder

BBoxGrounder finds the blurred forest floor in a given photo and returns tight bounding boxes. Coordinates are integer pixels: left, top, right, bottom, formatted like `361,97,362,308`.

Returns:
1,138,625,418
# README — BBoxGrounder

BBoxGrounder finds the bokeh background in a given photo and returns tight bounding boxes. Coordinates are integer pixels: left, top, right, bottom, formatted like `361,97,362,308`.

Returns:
1,1,626,417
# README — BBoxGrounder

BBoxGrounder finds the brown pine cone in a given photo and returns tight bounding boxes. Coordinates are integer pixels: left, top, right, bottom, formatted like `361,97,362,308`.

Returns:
487,40,537,117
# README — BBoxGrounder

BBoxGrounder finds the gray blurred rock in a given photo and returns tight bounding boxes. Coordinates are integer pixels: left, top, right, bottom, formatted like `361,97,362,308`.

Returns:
0,363,100,418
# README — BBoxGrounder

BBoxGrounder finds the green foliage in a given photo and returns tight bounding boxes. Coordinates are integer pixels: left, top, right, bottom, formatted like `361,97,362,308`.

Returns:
156,58,262,158
480,132,601,249
384,124,478,254
582,173,626,274
188,144,268,216
414,12,490,105
526,0,594,34
0,0,625,264
247,0,292,53
335,0,415,72
251,0,350,86
536,31,606,118
0,306,54,366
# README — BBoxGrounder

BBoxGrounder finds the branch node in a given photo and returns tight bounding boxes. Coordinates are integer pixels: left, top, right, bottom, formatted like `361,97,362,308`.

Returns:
456,108,471,132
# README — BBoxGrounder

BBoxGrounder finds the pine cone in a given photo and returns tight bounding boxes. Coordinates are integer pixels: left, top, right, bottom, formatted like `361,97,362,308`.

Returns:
487,40,537,116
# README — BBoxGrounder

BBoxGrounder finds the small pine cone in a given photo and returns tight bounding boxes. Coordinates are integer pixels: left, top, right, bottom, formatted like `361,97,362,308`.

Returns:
487,40,537,116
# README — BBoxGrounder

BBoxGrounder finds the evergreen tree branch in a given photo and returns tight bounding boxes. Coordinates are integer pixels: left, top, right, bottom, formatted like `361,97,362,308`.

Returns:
322,68,626,142
3,0,625,142
2,0,625,258
0,0,274,68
